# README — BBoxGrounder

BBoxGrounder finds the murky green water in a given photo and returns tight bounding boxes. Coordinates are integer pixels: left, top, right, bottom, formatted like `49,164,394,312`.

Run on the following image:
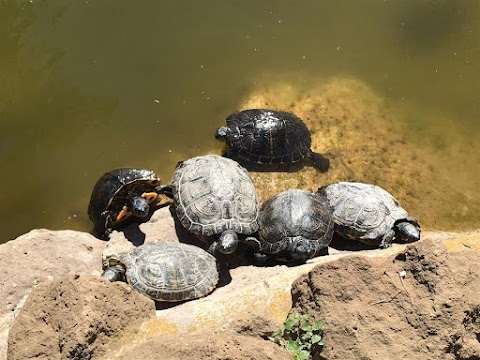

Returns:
1,0,479,243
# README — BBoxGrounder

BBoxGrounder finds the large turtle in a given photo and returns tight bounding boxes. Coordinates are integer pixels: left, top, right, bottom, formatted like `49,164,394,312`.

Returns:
88,168,171,239
318,182,420,248
246,189,334,263
215,109,329,172
102,242,218,302
172,155,259,255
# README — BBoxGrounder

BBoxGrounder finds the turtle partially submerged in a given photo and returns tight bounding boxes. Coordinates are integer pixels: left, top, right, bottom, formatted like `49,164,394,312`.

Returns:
318,182,421,248
247,189,334,263
88,168,171,239
102,242,219,302
215,109,329,172
172,155,259,255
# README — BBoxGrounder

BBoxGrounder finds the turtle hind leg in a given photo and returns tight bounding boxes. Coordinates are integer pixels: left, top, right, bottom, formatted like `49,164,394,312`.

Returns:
379,229,395,249
307,150,330,172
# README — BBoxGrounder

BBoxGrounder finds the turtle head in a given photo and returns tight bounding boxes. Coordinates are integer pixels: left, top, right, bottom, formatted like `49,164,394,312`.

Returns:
215,126,229,142
101,255,126,282
288,237,317,263
218,230,238,254
130,196,150,218
395,220,421,243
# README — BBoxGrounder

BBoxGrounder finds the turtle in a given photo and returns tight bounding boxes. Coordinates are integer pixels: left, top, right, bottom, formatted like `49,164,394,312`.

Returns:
318,182,421,248
102,242,219,302
246,189,334,263
172,155,259,255
215,109,329,172
88,168,171,239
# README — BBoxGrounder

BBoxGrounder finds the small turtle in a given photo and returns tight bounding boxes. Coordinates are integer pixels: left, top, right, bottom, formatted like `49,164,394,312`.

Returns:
215,109,329,172
318,182,420,248
88,168,171,239
172,155,259,255
247,189,334,263
102,242,219,302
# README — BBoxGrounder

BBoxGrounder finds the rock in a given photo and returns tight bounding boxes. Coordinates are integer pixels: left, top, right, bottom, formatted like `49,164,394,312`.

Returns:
103,206,199,260
99,332,292,360
7,274,155,360
290,237,480,360
0,229,104,360
0,229,104,315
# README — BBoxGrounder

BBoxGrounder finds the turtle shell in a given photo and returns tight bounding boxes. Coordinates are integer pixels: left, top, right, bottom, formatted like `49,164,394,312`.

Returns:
258,189,334,260
319,182,411,245
172,155,259,237
88,168,161,239
121,242,218,301
224,109,312,164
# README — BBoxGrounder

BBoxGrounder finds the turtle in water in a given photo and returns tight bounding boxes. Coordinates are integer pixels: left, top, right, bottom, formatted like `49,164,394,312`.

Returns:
172,155,259,255
88,168,171,239
246,189,334,263
215,109,329,172
318,182,421,248
102,242,219,302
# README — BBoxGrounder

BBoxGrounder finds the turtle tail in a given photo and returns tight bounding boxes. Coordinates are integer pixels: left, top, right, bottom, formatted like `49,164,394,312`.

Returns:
307,151,330,173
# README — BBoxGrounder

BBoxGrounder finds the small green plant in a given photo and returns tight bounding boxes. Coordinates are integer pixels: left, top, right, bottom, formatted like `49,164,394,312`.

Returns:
270,312,325,360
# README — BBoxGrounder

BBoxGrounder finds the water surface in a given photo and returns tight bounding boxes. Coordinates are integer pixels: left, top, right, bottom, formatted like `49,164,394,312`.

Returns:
1,0,479,243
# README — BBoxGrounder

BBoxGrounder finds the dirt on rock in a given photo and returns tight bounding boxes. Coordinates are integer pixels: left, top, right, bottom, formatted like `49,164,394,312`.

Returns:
291,238,480,360
7,274,156,360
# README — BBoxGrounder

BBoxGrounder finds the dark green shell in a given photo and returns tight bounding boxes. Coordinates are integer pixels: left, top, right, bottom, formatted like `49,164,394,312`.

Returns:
225,109,312,164
88,168,161,239
258,189,334,261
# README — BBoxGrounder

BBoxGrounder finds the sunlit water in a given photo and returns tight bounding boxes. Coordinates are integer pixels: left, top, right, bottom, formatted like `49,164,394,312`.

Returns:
1,0,479,243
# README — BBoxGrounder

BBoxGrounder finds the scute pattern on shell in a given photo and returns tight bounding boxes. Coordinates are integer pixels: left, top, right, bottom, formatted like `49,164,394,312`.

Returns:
121,242,218,301
226,109,312,164
259,189,334,254
172,155,259,236
321,182,409,242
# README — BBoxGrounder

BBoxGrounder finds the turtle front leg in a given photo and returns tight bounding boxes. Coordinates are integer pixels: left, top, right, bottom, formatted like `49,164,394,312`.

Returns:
156,184,174,199
379,229,395,249
207,241,220,255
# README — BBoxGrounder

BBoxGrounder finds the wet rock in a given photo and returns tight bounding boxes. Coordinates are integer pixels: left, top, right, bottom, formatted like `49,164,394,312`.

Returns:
7,274,155,360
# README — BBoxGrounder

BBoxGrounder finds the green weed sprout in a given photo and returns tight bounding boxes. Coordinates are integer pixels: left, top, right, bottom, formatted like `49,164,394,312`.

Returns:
270,312,325,360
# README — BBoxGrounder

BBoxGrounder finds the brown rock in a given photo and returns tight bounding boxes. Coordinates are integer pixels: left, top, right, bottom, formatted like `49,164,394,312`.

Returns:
101,332,292,360
7,274,155,360
0,229,104,315
291,238,480,360
104,206,200,259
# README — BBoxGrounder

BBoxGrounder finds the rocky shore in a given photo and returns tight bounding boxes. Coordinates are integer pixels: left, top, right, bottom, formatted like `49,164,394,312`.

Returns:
1,205,479,360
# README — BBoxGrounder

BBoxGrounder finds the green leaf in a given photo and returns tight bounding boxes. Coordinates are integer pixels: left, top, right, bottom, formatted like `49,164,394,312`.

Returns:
286,340,301,352
300,322,312,332
301,332,312,341
295,350,311,360
284,319,295,330
311,334,322,344
312,321,324,331
317,338,325,346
